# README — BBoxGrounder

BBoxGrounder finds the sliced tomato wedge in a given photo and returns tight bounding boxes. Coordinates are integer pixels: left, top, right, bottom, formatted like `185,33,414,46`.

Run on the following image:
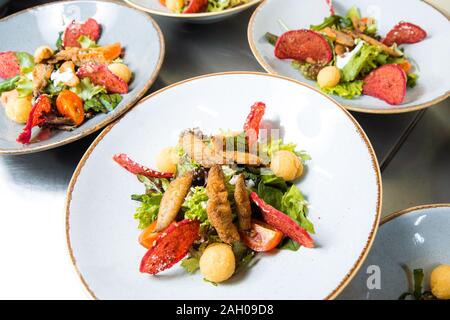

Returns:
139,221,160,249
240,220,283,252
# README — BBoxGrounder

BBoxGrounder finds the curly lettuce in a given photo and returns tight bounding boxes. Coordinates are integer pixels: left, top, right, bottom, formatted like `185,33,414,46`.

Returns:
131,193,163,229
341,43,381,82
321,80,363,99
183,187,209,225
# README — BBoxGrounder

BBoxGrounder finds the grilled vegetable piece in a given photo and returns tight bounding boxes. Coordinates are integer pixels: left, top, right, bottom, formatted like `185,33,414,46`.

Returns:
140,219,200,275
363,64,407,105
155,171,194,232
76,63,128,94
275,29,333,64
234,174,252,233
320,27,355,47
383,21,427,46
0,52,20,79
206,165,240,244
344,30,403,57
16,95,52,144
240,219,283,252
113,153,174,178
48,44,122,66
250,192,314,248
63,18,101,48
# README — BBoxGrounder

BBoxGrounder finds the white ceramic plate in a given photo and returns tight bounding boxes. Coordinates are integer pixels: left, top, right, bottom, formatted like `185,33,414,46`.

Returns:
0,0,164,154
66,72,381,300
248,0,450,113
339,204,450,300
124,0,262,23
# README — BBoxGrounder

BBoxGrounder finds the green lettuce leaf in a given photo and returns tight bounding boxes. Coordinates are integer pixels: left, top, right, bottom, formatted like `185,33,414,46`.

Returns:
346,6,361,21
310,15,352,31
257,180,283,210
181,257,200,273
71,78,106,101
341,43,381,82
84,93,122,113
131,193,163,230
407,73,419,88
321,80,363,99
281,185,315,234
77,35,99,49
15,52,35,74
183,187,209,225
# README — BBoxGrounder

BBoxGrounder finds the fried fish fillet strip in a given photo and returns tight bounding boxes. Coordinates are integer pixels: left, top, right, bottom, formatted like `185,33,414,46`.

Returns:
180,131,265,167
234,174,253,234
206,165,240,244
155,171,193,232
47,47,109,66
32,64,53,96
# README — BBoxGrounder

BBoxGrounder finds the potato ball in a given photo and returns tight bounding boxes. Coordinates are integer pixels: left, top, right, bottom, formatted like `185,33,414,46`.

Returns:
108,63,132,83
317,66,341,88
155,147,178,174
270,150,303,181
5,96,32,124
165,0,184,12
430,264,450,300
34,45,54,63
199,243,235,283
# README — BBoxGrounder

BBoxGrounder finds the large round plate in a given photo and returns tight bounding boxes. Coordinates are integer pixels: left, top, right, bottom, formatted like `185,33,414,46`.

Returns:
124,0,262,23
248,0,450,113
66,72,381,299
339,204,450,300
0,0,164,154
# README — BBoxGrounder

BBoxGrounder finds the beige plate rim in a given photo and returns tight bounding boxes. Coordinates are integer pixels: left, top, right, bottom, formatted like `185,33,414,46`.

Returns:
381,203,450,225
124,0,263,19
0,0,165,155
65,71,382,300
247,0,450,114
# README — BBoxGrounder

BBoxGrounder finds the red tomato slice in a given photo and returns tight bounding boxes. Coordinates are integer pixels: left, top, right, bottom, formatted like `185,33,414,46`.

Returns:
240,219,284,252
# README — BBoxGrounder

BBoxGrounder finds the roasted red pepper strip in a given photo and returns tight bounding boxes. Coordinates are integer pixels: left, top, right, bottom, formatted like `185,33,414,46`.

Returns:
243,101,266,146
140,219,200,274
16,95,52,144
250,192,314,248
113,153,174,179
183,0,208,13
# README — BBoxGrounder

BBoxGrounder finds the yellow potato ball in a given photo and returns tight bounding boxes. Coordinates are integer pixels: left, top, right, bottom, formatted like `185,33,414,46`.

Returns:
108,63,132,83
155,147,177,174
5,96,32,124
317,66,341,88
199,243,235,283
430,264,450,300
270,150,304,181
165,0,184,12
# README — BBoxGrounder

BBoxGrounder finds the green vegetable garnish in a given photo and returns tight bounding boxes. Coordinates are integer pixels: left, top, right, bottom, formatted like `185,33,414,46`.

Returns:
321,81,363,99
77,35,99,49
341,44,381,82
15,52,35,74
16,76,33,98
183,187,209,226
71,78,106,101
131,193,162,230
84,93,122,113
265,32,279,46
0,76,20,94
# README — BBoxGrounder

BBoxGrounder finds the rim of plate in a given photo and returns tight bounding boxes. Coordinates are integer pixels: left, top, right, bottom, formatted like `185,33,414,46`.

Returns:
65,71,382,300
0,0,165,155
382,203,450,225
124,0,262,19
247,0,450,114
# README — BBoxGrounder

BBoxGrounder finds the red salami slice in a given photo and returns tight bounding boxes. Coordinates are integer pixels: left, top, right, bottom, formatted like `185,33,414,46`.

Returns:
183,0,208,13
363,64,407,105
383,21,427,46
275,29,332,64
76,63,128,94
0,51,20,79
140,219,200,275
63,18,101,48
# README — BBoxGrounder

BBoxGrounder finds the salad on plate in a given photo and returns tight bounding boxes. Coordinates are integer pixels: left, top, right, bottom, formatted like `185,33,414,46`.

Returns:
114,102,316,284
0,18,132,144
161,0,251,14
265,4,427,105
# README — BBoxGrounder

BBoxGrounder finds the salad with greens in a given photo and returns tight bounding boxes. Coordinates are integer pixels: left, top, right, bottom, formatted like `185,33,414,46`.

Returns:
161,0,251,14
114,101,316,284
266,5,427,105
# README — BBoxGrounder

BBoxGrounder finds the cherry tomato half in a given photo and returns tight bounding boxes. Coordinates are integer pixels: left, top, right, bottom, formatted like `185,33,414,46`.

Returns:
240,219,284,252
56,90,85,126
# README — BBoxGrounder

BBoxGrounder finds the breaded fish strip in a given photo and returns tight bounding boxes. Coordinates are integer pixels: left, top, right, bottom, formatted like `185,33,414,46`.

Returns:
155,171,193,232
206,165,240,244
234,174,253,233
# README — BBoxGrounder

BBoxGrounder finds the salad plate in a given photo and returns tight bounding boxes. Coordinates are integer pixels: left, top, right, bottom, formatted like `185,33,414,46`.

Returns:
248,0,450,113
124,0,262,23
66,72,381,299
339,204,450,300
0,0,164,154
